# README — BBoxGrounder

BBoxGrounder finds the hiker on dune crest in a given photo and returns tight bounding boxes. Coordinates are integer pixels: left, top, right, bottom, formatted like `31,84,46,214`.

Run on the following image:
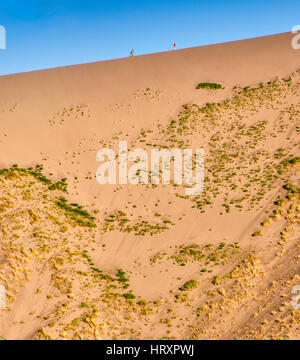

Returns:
130,49,134,57
173,42,176,50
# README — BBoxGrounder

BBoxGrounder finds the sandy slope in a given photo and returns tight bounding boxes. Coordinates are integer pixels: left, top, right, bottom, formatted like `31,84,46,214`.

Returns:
0,32,299,340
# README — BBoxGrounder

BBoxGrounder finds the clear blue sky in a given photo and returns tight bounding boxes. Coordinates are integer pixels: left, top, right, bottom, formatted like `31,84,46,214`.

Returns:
0,0,299,75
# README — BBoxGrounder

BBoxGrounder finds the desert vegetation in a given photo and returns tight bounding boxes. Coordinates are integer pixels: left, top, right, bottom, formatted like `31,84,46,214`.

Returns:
196,82,223,90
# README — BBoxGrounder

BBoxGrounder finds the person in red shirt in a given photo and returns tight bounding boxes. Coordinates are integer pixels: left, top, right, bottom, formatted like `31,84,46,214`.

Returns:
173,43,176,50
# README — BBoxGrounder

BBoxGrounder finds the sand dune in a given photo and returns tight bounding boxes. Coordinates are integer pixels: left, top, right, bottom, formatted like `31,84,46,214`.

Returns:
0,32,299,340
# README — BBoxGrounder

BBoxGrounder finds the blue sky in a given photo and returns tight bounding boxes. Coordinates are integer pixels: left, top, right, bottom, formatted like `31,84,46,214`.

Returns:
0,0,299,75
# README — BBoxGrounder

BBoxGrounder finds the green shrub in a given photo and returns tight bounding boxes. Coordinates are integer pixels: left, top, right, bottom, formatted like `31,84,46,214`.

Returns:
196,82,223,90
123,292,136,299
179,279,198,291
56,198,96,227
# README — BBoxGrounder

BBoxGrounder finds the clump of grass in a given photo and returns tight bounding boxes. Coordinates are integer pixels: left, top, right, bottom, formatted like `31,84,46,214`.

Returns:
171,242,240,267
283,183,296,192
276,157,300,174
261,219,272,227
196,82,223,90
212,276,221,285
274,198,285,206
116,269,128,281
103,210,173,236
0,165,68,192
179,279,198,291
116,269,130,289
123,292,136,300
56,197,96,227
252,231,263,237
49,178,67,192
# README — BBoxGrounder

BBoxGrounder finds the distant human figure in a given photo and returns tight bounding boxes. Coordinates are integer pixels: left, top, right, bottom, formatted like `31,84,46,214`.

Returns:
130,49,134,57
173,43,176,50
